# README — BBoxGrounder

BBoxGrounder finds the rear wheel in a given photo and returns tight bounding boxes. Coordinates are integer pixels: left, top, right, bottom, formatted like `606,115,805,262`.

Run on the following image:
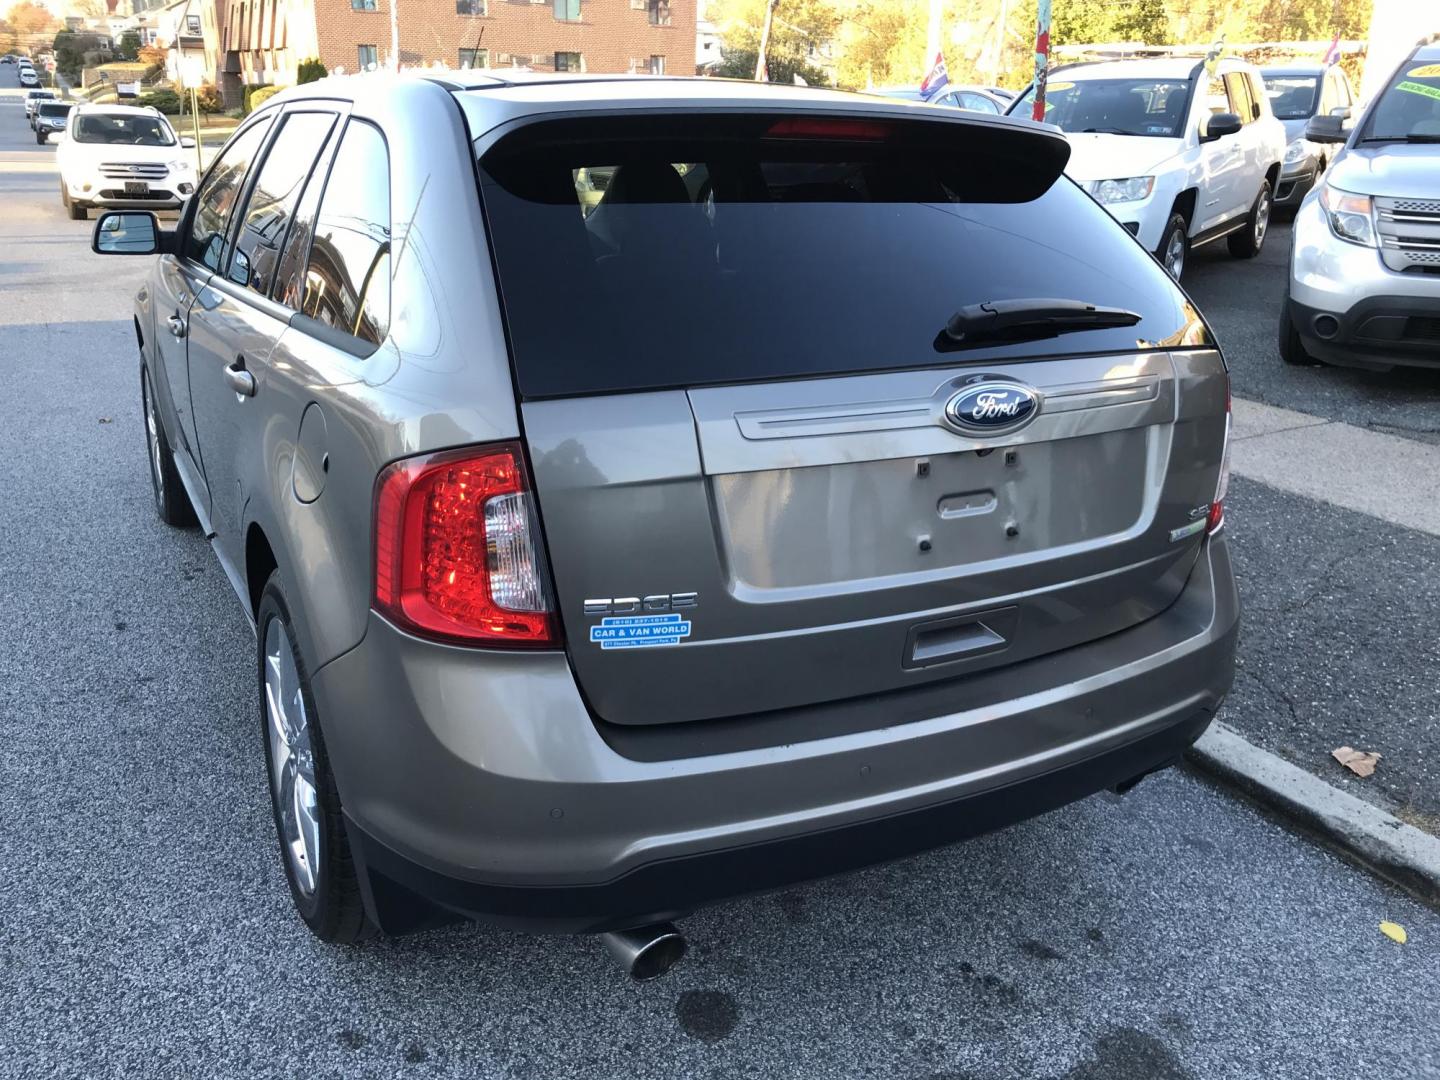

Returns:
1228,181,1273,258
1278,296,1319,366
258,576,376,944
141,366,198,526
1155,213,1189,280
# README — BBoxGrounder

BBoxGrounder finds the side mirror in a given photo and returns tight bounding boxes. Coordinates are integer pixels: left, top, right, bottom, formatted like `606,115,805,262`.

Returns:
180,135,195,148
92,211,161,255
1200,112,1242,143
1306,114,1349,144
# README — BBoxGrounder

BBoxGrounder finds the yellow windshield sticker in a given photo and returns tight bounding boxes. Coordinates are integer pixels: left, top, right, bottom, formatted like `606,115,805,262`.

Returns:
1397,79,1440,102
1047,81,1075,92
1407,64,1440,78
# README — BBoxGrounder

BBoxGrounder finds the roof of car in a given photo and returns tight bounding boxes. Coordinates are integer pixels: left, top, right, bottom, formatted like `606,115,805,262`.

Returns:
73,103,164,116
1050,57,1251,81
1260,64,1329,76
1415,42,1440,63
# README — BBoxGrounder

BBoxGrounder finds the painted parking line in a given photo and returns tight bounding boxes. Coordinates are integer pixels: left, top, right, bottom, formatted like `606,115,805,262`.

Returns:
1231,397,1440,537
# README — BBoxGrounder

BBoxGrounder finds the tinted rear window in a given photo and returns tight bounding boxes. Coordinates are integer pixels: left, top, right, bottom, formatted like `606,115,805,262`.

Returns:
478,113,1203,399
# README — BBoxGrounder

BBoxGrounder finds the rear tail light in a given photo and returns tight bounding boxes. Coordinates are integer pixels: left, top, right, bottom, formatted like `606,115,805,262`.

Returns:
1208,377,1231,534
373,443,558,647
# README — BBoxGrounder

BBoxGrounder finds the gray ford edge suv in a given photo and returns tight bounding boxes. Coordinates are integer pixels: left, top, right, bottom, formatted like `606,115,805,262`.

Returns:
92,72,1238,976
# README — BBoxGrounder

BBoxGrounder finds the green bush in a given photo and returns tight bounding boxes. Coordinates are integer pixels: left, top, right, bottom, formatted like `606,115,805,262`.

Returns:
139,88,182,114
195,83,222,114
296,58,327,84
242,83,280,115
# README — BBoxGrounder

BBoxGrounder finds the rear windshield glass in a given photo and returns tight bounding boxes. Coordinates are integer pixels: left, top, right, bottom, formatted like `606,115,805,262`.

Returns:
478,114,1201,399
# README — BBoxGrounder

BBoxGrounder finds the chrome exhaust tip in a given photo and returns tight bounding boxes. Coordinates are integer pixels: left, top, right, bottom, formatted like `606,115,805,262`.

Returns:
601,923,687,981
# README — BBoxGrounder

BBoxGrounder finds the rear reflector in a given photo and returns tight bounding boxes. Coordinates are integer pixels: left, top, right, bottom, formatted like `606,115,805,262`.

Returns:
1208,378,1231,534
373,443,558,647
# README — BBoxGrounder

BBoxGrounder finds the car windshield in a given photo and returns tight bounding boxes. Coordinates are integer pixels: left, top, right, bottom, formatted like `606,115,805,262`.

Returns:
1363,58,1440,140
37,103,71,116
74,113,175,146
1014,77,1192,137
1262,73,1320,119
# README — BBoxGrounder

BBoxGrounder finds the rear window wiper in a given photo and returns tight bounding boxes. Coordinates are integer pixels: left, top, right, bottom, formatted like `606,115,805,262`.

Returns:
938,298,1142,350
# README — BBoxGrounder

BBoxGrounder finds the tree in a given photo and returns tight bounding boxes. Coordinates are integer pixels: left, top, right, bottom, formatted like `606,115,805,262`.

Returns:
6,0,57,37
116,30,140,61
709,0,840,84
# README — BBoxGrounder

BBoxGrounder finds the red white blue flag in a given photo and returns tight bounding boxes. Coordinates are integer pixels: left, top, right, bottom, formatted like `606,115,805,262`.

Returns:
1322,31,1342,65
920,51,950,100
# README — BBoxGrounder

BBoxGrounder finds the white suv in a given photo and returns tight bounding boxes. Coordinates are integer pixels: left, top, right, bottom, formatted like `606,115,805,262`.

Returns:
1010,57,1286,279
56,104,198,221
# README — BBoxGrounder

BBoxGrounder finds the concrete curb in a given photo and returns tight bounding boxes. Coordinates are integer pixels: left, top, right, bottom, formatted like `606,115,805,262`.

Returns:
1188,722,1440,909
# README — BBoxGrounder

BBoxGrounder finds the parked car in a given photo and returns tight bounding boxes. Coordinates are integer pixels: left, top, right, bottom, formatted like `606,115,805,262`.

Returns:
23,89,56,124
1280,36,1440,371
90,73,1238,976
56,104,197,220
1260,62,1357,207
873,84,1010,114
19,67,39,88
33,100,74,143
1008,57,1287,279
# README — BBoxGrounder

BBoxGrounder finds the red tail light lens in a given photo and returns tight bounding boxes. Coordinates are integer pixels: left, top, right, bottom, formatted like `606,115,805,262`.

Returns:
373,443,558,647
1208,376,1231,534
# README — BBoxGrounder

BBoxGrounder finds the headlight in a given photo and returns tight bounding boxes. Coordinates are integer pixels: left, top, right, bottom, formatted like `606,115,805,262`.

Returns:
1093,176,1156,204
1283,138,1309,166
1319,183,1375,247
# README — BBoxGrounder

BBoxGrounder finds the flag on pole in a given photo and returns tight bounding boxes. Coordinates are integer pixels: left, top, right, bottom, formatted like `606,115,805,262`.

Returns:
1322,31,1342,65
919,51,950,101
1203,34,1226,77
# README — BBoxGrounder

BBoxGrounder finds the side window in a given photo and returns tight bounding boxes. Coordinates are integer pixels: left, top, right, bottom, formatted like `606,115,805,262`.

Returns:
1224,73,1255,123
228,111,338,297
272,126,343,309
1205,75,1233,117
298,121,391,349
185,118,273,272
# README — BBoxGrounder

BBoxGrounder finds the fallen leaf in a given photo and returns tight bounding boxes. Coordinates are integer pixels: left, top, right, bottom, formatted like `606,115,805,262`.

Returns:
98,417,112,424
1332,746,1380,778
1380,921,1407,944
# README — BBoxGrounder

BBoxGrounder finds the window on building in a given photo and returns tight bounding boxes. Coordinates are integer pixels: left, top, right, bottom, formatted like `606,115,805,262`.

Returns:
185,14,201,33
553,0,579,19
647,0,669,25
648,54,665,75
554,51,581,72
229,111,338,297
186,117,272,272
458,47,488,68
299,121,391,351
357,43,378,69
456,0,485,13
352,0,377,10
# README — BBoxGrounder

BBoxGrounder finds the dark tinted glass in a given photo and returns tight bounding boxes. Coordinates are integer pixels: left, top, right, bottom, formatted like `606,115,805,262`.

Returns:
229,111,337,297
273,124,344,310
298,120,390,347
186,118,273,272
479,114,1202,399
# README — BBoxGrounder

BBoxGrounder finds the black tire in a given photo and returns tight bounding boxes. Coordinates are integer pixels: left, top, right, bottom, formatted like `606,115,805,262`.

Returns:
1228,180,1273,258
35,130,44,145
1278,296,1319,366
66,193,86,221
1155,212,1189,280
257,575,376,944
141,366,198,526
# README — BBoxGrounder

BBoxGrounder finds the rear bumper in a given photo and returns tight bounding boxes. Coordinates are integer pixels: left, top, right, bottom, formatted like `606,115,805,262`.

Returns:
316,534,1240,933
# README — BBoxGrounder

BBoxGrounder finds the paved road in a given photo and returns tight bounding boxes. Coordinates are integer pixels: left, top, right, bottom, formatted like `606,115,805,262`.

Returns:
2,67,1438,1078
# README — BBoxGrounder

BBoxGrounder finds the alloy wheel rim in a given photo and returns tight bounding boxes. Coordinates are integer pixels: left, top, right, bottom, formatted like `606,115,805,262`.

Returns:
1256,193,1271,246
1165,229,1185,279
264,616,322,897
144,377,164,502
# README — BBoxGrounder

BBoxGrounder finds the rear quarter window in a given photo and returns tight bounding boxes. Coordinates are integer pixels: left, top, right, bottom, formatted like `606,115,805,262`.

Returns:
477,113,1205,399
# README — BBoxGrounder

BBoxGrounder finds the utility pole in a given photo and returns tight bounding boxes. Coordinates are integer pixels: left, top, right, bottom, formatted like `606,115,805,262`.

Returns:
925,0,942,71
754,0,778,81
1031,0,1051,122
388,0,400,71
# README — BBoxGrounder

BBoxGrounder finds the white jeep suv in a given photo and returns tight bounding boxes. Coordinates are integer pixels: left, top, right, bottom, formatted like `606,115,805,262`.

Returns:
1010,57,1286,279
57,105,198,221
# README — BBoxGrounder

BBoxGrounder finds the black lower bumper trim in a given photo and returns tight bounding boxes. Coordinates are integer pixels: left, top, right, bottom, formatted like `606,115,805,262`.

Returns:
347,707,1214,935
1292,294,1440,369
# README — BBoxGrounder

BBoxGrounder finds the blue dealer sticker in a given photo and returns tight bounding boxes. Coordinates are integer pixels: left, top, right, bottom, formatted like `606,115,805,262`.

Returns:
589,613,692,650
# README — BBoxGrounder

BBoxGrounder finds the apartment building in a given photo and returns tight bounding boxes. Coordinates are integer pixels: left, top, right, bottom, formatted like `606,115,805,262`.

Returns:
212,0,693,100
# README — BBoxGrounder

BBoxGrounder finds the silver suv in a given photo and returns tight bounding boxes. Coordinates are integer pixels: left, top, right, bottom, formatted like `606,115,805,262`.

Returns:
92,73,1238,976
1281,37,1440,369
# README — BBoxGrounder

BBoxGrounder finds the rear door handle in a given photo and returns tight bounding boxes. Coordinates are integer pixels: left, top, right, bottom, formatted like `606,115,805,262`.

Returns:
225,357,256,398
166,314,186,338
904,606,1018,669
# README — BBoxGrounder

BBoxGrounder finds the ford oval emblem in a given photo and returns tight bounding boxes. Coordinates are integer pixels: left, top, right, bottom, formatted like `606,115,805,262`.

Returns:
944,380,1040,435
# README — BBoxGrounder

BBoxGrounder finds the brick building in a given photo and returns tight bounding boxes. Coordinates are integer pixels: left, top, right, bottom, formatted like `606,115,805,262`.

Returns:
213,0,694,102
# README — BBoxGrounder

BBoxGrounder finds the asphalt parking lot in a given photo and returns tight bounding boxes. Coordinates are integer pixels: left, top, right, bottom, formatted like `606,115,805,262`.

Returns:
2,69,1438,1078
